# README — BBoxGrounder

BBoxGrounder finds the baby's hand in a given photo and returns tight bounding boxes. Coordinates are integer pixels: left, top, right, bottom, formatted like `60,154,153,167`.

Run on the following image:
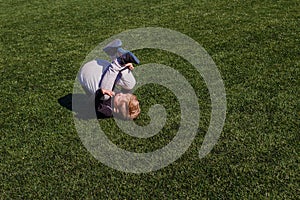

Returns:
125,63,134,70
101,89,115,97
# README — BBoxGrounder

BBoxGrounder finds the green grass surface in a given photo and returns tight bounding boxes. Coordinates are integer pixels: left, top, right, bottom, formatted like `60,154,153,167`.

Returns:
1,0,299,199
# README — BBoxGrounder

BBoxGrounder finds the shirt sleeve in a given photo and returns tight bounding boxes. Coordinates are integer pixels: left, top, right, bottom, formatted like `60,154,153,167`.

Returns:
95,89,113,118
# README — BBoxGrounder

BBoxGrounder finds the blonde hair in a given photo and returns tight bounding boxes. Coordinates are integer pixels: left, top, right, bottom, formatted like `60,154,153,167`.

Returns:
117,94,140,120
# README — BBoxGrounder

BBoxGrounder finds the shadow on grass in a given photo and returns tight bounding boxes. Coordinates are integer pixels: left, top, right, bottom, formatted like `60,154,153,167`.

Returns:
58,93,73,111
58,93,99,120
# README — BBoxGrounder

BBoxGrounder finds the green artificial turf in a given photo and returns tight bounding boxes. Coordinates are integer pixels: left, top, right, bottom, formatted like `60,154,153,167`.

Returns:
1,0,299,199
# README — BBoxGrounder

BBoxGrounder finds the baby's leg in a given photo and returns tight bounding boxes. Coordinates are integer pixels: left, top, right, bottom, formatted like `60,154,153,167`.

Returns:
78,60,104,95
115,69,136,91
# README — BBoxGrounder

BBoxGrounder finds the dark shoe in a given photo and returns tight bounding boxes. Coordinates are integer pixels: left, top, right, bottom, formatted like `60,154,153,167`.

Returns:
117,51,140,65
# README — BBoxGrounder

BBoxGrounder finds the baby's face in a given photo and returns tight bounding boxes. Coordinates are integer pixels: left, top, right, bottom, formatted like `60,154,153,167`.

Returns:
113,93,127,114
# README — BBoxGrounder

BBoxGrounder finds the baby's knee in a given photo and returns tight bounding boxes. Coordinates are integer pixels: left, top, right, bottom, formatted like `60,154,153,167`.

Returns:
126,78,136,90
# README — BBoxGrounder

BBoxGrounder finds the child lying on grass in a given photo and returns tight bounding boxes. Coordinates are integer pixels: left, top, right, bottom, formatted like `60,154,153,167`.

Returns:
78,39,140,119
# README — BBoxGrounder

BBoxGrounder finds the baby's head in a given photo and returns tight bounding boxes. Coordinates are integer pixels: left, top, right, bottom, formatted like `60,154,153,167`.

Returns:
113,93,140,120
